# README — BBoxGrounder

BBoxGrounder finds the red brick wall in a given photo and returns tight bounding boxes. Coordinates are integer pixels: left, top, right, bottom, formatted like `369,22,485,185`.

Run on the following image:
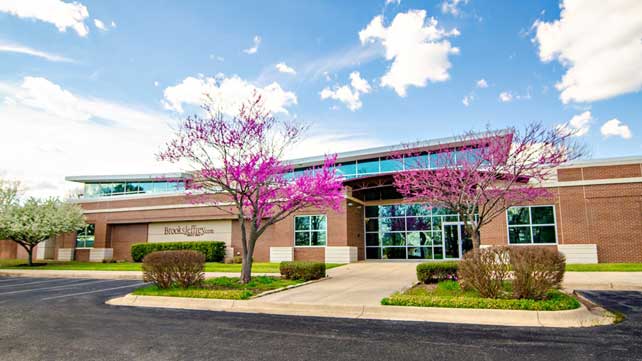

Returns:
228,200,354,262
75,249,90,262
346,202,365,260
110,223,148,261
481,163,642,262
294,247,325,261
0,240,17,259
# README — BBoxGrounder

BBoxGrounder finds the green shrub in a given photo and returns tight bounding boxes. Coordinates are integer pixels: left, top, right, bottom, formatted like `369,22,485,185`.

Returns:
131,241,226,262
142,250,205,289
458,247,511,298
510,247,566,300
280,261,326,281
381,289,580,311
416,262,459,283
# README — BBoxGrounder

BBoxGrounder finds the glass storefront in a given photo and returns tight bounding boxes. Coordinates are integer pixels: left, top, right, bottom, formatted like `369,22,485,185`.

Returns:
365,203,472,260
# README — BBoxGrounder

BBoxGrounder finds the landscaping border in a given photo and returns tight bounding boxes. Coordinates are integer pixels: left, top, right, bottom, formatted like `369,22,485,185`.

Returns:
106,293,615,328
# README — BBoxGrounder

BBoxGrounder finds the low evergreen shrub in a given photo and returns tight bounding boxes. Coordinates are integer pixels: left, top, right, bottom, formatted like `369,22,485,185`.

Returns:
131,241,225,262
280,261,326,281
416,262,459,283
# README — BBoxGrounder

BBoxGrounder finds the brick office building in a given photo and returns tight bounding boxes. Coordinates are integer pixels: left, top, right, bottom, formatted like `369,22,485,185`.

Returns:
2,134,641,264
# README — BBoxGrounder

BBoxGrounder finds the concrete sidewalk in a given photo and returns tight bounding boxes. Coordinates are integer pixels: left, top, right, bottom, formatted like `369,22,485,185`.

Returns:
0,269,279,280
563,272,642,291
259,262,418,306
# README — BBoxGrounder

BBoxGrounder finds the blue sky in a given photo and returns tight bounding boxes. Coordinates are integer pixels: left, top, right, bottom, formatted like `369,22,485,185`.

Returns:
0,0,641,197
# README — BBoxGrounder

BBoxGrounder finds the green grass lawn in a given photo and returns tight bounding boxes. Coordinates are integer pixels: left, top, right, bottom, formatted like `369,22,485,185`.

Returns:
0,259,343,273
565,263,642,272
382,280,580,311
132,276,302,300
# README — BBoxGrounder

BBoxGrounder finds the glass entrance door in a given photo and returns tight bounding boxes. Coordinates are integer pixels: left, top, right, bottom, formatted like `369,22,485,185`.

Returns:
443,223,461,259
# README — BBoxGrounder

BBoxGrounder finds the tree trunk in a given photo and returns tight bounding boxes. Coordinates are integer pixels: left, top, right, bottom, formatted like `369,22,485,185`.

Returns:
27,246,34,266
240,235,256,284
240,253,253,284
471,228,481,250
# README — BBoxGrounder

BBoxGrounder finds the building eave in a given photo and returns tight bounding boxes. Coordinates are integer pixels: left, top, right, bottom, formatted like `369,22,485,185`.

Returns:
65,172,192,183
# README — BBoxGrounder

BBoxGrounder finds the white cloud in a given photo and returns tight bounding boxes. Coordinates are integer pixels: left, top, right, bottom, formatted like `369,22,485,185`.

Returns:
533,0,642,103
359,10,460,97
0,0,90,37
275,62,296,75
441,0,469,16
600,118,632,139
0,77,177,198
476,78,488,88
385,0,401,5
556,111,592,137
498,89,532,102
243,35,261,54
94,18,107,31
462,94,473,107
162,74,297,115
349,71,371,94
320,71,371,111
498,91,513,102
110,20,116,28
154,81,159,87
0,41,73,62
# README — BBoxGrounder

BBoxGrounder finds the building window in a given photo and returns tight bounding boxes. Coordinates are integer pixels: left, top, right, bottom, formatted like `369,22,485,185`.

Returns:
507,206,557,244
76,224,95,248
294,215,327,247
83,181,186,198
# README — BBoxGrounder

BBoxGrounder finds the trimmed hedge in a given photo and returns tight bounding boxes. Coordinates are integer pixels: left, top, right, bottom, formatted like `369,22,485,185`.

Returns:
417,262,459,283
280,261,326,281
131,241,226,262
381,290,580,311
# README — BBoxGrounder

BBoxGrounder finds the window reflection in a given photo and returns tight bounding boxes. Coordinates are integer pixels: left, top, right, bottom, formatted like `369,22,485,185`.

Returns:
83,181,186,198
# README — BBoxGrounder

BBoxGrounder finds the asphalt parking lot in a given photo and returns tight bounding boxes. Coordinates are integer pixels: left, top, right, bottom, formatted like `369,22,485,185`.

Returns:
0,276,641,361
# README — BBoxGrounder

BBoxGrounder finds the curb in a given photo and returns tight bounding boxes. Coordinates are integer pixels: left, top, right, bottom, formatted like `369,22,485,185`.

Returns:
0,269,144,280
106,294,615,328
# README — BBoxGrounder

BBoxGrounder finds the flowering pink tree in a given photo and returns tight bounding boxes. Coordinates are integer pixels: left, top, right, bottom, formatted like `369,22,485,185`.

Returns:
159,95,344,283
393,124,583,250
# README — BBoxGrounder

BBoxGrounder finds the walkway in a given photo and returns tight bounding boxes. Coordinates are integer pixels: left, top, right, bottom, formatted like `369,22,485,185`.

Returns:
258,262,418,305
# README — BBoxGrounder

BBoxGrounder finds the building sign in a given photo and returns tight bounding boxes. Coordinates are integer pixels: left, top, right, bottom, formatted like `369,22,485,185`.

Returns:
148,220,232,244
163,225,215,237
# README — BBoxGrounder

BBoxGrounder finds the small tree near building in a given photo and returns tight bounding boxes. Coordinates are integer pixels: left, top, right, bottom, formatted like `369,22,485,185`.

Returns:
393,124,583,250
159,95,344,284
0,198,86,266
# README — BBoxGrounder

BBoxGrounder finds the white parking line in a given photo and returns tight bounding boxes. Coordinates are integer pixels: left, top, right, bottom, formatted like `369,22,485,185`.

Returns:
41,282,146,300
0,278,71,289
0,279,114,296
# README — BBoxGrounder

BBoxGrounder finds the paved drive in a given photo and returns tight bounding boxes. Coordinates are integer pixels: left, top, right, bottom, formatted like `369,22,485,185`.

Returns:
259,262,418,305
1,276,642,360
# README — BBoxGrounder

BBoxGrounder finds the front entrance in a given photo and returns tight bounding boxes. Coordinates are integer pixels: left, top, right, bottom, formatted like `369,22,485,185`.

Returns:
364,203,474,261
443,223,473,260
